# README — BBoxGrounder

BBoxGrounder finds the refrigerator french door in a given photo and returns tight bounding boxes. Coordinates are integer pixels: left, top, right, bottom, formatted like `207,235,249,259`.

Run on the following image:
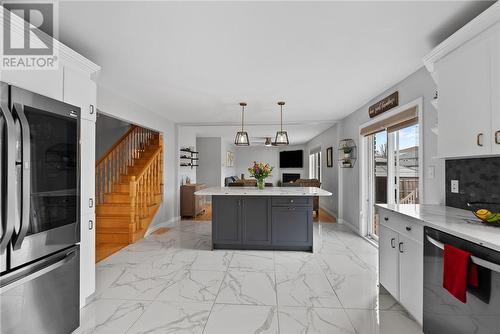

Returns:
0,82,80,334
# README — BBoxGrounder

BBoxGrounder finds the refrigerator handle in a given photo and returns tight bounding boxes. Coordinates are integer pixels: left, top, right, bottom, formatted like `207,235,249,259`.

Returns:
0,249,77,294
0,100,16,251
11,102,30,250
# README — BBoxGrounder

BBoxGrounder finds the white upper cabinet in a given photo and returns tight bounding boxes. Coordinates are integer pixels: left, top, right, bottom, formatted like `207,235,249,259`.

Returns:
424,3,500,158
1,68,64,100
492,29,500,154
436,28,494,158
63,67,97,121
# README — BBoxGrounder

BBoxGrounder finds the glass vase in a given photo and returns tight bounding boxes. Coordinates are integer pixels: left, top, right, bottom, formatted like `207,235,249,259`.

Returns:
257,178,265,190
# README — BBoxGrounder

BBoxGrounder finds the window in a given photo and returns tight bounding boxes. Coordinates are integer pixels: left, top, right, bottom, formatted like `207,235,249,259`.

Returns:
309,151,321,181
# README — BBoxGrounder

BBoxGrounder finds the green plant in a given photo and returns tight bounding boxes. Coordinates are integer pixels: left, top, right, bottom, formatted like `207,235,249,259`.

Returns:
342,146,353,155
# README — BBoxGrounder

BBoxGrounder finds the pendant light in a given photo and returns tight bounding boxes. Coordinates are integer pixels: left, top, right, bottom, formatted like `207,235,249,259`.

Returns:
234,102,250,146
274,101,289,145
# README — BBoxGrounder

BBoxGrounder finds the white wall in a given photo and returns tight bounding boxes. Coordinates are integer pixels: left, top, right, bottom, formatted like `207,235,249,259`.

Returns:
234,145,307,185
332,67,444,232
305,124,340,215
197,137,222,187
97,86,179,224
95,113,131,159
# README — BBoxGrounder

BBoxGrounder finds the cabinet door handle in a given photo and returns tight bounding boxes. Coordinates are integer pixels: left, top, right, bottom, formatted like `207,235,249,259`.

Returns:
384,217,389,221
496,130,500,145
89,105,95,115
390,238,396,248
88,220,93,230
477,133,484,147
89,198,94,208
405,226,412,232
398,242,404,253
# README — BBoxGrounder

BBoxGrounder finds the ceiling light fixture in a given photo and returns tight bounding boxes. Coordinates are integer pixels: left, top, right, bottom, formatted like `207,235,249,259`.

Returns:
274,101,289,146
234,102,250,146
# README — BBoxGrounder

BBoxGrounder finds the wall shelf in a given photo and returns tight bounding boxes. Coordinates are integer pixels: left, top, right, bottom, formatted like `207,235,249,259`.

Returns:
180,148,199,169
338,139,357,168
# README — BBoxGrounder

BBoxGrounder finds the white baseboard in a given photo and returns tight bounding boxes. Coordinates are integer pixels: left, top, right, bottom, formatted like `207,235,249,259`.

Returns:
336,217,361,235
319,206,337,219
145,216,181,237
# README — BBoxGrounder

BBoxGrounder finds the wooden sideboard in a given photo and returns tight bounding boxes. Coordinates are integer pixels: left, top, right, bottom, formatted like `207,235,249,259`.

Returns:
181,184,208,218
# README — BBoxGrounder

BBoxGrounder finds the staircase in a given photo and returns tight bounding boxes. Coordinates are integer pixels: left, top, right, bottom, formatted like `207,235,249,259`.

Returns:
95,126,163,261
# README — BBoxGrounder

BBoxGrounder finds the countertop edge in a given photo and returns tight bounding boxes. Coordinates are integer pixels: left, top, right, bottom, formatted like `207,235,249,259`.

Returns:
376,204,500,252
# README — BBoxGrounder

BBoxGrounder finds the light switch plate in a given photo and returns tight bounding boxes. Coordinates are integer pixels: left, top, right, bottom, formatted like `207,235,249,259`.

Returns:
428,166,435,179
451,180,459,194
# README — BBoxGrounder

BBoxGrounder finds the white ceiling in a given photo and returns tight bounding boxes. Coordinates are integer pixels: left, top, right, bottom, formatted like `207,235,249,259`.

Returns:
59,1,492,141
181,121,336,146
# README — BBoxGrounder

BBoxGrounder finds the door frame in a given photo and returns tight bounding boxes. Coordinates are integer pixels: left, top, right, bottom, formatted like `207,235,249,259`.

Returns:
358,97,424,238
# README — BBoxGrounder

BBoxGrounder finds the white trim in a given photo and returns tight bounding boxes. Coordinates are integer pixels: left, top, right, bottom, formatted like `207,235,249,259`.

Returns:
0,6,101,75
144,216,181,237
423,2,500,73
358,97,424,237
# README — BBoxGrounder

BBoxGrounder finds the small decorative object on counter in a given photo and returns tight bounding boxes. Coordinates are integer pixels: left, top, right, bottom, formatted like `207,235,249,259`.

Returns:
248,161,274,190
467,202,500,225
338,139,357,168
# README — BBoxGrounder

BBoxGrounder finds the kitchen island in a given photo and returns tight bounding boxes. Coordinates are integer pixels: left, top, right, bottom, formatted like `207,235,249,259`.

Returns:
195,186,332,251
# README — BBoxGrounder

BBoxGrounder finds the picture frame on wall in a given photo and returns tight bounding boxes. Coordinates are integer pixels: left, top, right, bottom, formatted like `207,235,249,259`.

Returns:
226,151,235,167
326,147,333,167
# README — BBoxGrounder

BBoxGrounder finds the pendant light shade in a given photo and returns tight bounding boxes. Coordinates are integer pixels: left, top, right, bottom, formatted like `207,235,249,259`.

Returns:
274,101,289,146
234,102,250,146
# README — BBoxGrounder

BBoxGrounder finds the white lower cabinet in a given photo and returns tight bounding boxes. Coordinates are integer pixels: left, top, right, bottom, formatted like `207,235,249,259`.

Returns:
379,224,399,299
398,234,423,325
80,212,96,308
379,209,423,325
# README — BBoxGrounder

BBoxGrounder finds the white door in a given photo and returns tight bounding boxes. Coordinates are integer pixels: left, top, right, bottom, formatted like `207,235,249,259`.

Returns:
379,224,399,299
398,235,423,324
492,26,500,154
80,119,96,217
437,30,493,157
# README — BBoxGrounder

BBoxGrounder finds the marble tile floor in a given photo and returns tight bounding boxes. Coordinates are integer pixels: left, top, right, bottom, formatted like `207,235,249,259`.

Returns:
74,220,423,334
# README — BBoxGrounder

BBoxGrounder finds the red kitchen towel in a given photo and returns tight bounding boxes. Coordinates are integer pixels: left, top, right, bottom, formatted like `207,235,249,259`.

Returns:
443,244,479,303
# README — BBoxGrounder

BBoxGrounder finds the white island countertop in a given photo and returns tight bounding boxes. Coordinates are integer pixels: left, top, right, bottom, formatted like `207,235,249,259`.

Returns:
376,204,500,252
195,186,332,197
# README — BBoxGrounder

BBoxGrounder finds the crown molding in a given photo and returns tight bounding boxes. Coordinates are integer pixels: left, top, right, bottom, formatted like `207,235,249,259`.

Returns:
0,6,101,75
423,2,500,73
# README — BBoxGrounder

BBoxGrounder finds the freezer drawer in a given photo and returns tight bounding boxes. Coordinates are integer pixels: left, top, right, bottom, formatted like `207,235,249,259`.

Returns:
0,245,80,334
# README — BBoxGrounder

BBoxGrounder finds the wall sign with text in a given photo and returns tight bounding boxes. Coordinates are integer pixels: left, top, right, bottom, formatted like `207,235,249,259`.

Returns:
368,92,399,118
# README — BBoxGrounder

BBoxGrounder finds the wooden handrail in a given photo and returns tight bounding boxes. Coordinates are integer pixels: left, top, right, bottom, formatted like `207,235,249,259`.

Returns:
95,126,159,205
129,135,164,224
135,146,162,180
96,125,137,166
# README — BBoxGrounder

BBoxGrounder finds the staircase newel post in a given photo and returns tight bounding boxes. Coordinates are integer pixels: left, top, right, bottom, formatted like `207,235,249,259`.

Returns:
130,176,137,228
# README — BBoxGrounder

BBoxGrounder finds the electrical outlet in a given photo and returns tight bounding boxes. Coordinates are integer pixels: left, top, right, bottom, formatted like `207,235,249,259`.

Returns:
451,180,459,194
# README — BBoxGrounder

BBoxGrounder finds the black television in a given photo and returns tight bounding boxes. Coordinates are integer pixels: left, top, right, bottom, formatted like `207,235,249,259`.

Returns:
280,150,303,168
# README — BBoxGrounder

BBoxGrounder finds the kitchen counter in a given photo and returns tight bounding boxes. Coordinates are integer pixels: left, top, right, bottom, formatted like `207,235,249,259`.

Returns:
376,204,500,252
196,187,331,251
195,186,332,197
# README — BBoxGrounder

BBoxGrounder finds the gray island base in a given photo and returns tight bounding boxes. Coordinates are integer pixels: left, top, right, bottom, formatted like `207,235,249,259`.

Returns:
195,187,333,252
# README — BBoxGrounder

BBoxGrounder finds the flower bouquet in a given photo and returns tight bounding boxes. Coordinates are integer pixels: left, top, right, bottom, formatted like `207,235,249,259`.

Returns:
248,161,274,190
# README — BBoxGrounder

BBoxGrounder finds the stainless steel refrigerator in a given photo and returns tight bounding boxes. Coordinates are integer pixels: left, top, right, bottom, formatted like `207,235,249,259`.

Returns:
0,82,80,334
